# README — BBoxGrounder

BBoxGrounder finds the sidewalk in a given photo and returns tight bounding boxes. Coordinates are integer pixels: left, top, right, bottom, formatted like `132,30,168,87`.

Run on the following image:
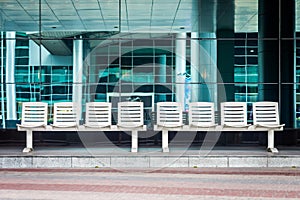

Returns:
0,168,299,200
0,145,299,168
1,167,300,176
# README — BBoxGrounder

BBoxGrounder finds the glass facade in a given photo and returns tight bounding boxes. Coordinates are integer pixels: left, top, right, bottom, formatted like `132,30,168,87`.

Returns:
0,0,299,145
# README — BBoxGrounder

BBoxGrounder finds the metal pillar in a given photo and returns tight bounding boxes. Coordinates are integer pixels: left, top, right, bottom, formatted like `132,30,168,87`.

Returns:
157,54,167,102
73,36,83,124
131,130,138,153
1,32,5,128
199,33,217,104
175,33,186,109
191,32,200,102
5,32,16,121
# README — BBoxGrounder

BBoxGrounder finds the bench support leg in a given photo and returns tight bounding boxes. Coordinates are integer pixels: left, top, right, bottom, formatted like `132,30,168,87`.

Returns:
131,130,138,153
23,130,33,153
162,130,169,152
267,129,278,153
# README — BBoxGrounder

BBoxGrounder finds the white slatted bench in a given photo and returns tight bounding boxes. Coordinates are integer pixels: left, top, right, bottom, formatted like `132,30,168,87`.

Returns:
18,101,284,153
117,102,147,152
78,102,118,132
84,102,111,128
81,101,147,152
17,102,48,153
18,101,146,153
154,102,184,152
219,102,284,153
189,102,217,128
154,102,220,152
52,102,77,128
251,102,285,153
154,101,285,153
18,102,78,152
80,101,146,152
220,102,250,128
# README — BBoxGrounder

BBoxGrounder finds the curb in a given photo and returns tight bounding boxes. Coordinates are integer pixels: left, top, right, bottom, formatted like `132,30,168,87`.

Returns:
1,167,300,176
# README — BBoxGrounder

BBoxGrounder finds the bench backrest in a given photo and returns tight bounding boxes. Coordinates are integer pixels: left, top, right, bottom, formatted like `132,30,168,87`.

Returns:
53,102,77,127
85,102,111,127
252,102,280,125
118,101,144,128
21,102,48,126
221,102,247,126
189,102,215,127
157,102,183,127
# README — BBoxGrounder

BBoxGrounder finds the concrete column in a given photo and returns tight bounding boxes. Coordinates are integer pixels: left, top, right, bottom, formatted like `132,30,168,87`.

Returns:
73,36,83,123
5,32,16,120
175,33,186,109
258,0,295,127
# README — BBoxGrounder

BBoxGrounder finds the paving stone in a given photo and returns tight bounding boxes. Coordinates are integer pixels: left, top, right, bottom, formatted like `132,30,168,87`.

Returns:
72,157,110,168
189,156,228,167
150,156,189,168
229,157,268,167
2,157,32,168
33,157,72,168
268,157,300,167
111,156,149,168
0,169,299,199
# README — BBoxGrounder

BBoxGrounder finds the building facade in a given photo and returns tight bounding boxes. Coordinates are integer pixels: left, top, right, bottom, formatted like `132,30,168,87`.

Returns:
0,0,299,146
